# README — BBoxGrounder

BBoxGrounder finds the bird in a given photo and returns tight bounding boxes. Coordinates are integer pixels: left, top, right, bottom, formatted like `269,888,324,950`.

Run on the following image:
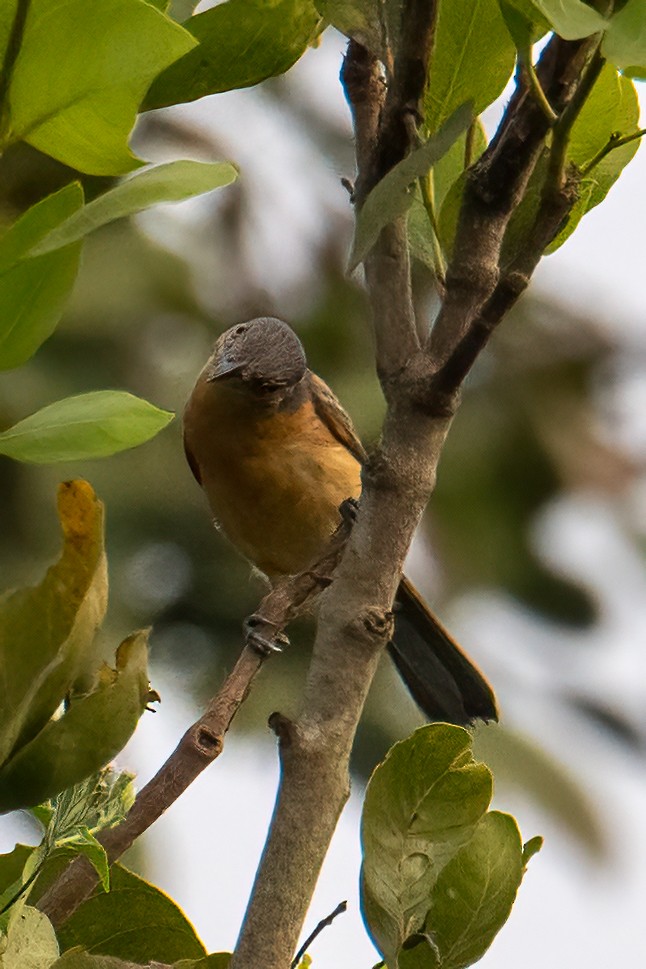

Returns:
183,317,497,726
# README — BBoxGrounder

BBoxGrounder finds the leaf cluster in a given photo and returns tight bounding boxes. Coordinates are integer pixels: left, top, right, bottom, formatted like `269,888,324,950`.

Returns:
0,480,154,814
361,724,542,969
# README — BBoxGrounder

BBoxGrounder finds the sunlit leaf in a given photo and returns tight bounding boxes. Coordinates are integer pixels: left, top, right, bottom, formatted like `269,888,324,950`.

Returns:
0,391,174,464
424,0,515,133
603,0,646,71
145,0,322,111
30,162,238,257
0,905,59,969
3,0,196,174
398,813,525,969
529,0,606,39
360,724,493,966
498,0,550,47
57,863,207,963
65,828,110,893
547,68,640,251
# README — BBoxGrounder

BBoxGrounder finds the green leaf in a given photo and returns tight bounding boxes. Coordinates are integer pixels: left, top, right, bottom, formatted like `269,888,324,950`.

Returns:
313,0,400,60
547,68,640,251
57,863,207,963
498,0,550,46
360,724,493,967
602,0,646,72
529,0,606,39
398,813,525,969
48,769,135,845
0,391,174,464
30,162,238,257
0,905,59,969
499,66,640,259
145,0,322,111
0,631,153,813
424,0,515,133
522,835,544,866
350,104,472,271
0,185,83,370
4,0,197,174
65,828,110,893
408,122,488,272
0,480,107,767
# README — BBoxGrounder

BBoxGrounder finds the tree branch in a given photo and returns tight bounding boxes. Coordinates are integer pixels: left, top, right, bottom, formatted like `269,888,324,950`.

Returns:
230,9,459,967
427,34,601,366
36,522,353,928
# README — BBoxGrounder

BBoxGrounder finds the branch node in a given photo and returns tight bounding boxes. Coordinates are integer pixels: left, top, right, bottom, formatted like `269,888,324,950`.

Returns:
268,711,296,746
193,726,223,757
361,607,395,640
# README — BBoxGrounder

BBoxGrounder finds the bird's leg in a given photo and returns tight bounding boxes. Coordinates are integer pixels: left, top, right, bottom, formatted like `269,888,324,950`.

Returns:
243,613,290,656
339,496,359,524
303,497,360,587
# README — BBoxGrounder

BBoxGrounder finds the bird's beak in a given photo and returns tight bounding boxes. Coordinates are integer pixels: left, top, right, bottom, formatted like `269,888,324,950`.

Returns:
207,358,245,381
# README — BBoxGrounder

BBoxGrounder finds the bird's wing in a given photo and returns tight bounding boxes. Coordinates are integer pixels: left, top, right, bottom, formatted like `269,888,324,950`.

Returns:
183,435,202,485
309,371,368,464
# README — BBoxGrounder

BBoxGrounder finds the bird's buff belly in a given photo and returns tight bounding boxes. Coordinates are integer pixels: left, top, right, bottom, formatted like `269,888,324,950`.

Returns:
202,441,362,577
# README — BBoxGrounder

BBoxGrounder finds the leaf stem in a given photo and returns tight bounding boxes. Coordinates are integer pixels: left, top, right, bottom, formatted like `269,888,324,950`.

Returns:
521,54,557,124
418,173,446,287
580,127,646,177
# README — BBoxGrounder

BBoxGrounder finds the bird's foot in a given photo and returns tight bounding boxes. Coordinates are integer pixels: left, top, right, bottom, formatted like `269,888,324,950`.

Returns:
339,496,359,524
244,613,290,656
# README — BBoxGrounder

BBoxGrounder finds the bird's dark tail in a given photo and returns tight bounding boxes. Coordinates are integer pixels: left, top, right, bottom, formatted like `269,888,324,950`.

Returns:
388,576,498,726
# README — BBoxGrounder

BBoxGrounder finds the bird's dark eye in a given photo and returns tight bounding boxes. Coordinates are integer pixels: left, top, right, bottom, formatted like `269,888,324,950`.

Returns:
234,325,246,336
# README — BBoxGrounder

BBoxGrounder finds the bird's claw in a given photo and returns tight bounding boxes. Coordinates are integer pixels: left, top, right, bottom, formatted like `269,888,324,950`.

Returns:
339,497,359,524
244,613,289,656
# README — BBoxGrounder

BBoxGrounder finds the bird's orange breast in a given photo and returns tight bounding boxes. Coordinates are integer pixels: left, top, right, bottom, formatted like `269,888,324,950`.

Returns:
184,378,362,577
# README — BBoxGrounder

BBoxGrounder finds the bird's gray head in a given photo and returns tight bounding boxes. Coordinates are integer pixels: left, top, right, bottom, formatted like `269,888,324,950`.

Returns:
206,318,307,395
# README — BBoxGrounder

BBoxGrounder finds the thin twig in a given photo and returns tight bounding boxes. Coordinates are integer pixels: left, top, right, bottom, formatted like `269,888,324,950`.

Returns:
37,519,354,928
290,900,348,968
520,54,557,124
418,173,447,289
580,127,646,177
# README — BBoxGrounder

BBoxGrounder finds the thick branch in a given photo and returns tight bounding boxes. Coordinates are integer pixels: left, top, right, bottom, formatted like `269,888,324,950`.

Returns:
37,526,352,928
232,13,458,966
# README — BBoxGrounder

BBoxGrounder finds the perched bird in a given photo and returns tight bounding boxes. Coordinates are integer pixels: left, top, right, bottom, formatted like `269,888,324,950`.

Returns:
183,317,497,726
